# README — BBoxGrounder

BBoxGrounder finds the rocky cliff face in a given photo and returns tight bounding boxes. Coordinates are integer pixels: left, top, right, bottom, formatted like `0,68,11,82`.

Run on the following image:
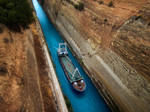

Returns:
39,0,150,112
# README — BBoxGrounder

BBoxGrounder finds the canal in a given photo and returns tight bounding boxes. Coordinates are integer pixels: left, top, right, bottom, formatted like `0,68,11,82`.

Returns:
32,0,110,112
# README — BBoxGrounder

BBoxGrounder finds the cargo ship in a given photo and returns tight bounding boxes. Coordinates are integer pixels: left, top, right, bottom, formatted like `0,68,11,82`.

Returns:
57,43,86,92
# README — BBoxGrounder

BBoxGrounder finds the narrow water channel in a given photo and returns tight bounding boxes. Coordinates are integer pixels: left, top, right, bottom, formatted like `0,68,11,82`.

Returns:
33,0,110,112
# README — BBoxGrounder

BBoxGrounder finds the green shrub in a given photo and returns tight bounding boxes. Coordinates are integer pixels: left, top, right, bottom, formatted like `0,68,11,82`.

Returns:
0,26,3,33
3,38,9,43
0,0,34,31
74,2,84,11
74,4,78,9
78,2,84,11
135,15,142,20
108,1,114,7
66,0,69,2
104,18,107,23
0,66,7,75
98,1,104,4
64,95,73,112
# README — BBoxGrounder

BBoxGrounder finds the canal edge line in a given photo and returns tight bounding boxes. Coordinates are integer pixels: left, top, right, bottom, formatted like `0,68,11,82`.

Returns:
32,6,68,112
35,18,68,112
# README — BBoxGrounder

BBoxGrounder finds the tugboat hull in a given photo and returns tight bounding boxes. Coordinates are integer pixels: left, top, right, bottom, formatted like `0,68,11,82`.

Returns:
72,80,86,92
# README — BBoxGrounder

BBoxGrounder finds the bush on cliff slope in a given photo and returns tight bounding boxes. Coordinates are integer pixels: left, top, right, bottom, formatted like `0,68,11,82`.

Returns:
74,2,84,11
0,0,34,31
108,1,114,7
64,95,73,112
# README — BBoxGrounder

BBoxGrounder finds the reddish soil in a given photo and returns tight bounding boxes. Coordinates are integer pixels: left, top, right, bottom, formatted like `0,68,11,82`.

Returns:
0,25,27,112
0,23,57,112
33,30,57,112
61,0,150,79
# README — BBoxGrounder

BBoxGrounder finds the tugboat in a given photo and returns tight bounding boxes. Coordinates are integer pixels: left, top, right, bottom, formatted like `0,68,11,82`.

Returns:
57,43,86,92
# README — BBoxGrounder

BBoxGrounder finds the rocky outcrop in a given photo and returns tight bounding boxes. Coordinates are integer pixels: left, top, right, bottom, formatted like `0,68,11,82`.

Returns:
39,0,150,112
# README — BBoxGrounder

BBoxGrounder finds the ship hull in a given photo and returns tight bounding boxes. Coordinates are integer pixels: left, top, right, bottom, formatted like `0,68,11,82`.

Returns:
58,55,86,92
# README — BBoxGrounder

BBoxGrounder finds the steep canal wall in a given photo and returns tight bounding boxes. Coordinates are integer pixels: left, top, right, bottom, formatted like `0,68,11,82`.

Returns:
30,0,68,112
39,0,150,112
33,16,68,112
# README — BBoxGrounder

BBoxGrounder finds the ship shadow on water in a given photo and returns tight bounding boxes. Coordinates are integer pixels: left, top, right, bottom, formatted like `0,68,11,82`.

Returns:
72,87,86,96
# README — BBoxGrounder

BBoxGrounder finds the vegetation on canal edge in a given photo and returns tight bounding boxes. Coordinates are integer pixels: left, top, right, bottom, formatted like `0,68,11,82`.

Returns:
66,0,84,11
108,1,114,7
64,95,73,112
74,2,84,11
0,0,34,31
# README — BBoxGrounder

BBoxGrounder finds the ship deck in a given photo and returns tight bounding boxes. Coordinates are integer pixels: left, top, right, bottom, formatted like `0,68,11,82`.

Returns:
60,56,83,83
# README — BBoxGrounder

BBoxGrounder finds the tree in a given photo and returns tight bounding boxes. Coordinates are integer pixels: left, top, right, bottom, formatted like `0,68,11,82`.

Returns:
0,0,34,31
